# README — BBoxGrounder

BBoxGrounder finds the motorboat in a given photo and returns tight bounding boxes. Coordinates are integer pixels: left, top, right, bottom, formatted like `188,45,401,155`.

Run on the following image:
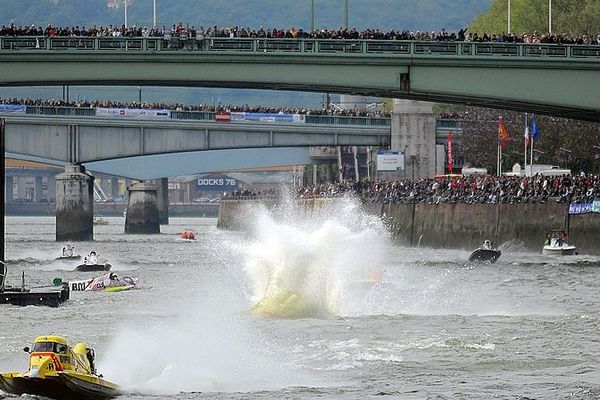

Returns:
468,240,501,263
75,252,111,272
0,335,120,400
93,217,109,226
60,272,139,293
249,287,317,318
56,245,81,260
1,262,70,307
179,229,196,241
468,248,502,263
543,237,577,255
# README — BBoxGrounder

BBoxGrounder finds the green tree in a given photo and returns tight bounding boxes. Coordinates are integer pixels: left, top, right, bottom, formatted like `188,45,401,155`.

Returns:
469,0,600,36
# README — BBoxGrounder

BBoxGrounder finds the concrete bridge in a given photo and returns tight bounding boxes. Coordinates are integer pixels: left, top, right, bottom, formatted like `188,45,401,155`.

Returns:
0,37,599,121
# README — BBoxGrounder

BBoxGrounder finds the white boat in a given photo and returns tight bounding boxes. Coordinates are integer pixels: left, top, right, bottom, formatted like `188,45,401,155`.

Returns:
543,238,577,255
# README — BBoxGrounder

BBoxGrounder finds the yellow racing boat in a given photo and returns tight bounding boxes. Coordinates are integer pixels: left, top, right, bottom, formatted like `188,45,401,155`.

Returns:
0,335,120,400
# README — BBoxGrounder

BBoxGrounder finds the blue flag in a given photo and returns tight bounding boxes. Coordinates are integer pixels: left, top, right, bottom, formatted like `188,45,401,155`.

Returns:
531,116,540,141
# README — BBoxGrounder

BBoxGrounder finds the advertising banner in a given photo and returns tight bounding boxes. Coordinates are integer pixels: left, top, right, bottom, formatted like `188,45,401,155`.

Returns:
376,151,405,171
568,201,600,215
0,104,26,113
230,112,305,123
95,107,171,118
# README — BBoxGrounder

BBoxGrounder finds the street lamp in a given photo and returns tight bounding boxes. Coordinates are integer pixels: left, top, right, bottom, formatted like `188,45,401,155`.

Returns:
310,0,315,32
344,0,349,29
507,0,511,33
153,0,157,28
124,0,128,29
549,0,552,34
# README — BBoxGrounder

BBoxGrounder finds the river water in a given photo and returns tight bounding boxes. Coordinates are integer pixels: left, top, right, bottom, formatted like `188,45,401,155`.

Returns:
1,198,600,399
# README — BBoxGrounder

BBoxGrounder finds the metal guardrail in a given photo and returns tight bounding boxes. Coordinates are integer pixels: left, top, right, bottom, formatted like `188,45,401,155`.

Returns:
1,37,599,59
13,106,392,127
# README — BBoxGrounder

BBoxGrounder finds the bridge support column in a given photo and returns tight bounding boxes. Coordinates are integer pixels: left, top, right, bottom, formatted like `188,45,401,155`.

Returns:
125,182,160,234
110,177,119,200
47,175,56,203
55,164,94,241
34,176,43,203
5,176,13,204
156,178,169,225
390,100,436,179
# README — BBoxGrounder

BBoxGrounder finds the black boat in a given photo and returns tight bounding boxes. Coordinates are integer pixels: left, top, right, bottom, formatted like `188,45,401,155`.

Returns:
75,263,112,272
0,262,70,307
468,248,502,263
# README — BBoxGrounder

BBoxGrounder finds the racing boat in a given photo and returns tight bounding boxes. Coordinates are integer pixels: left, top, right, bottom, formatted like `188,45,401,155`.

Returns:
543,237,577,255
56,245,81,260
0,335,120,400
75,252,111,272
249,287,317,318
180,229,196,240
468,240,501,263
61,272,139,293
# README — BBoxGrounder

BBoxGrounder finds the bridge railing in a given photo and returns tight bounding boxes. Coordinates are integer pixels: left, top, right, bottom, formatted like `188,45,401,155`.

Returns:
1,36,599,59
6,105,392,127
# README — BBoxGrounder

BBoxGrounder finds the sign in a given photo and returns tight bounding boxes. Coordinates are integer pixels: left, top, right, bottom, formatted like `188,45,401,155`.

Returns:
569,200,600,215
230,112,306,123
95,107,171,118
0,104,26,113
376,151,405,171
168,183,181,190
215,111,231,122
196,175,238,191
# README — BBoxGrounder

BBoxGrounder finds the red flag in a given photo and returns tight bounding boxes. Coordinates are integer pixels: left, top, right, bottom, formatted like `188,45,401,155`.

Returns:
498,116,510,149
447,132,454,174
524,123,530,147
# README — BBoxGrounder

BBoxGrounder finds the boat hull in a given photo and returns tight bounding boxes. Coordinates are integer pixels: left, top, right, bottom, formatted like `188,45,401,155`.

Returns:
543,245,576,255
56,255,82,260
75,263,112,272
0,371,119,400
468,249,501,263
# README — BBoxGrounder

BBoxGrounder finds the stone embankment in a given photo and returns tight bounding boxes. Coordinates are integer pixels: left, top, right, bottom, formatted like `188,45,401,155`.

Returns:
218,199,600,255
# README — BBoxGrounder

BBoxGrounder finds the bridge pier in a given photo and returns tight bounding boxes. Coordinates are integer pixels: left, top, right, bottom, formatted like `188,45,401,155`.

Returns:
5,176,13,203
34,176,43,203
124,182,160,234
55,164,94,241
156,178,169,225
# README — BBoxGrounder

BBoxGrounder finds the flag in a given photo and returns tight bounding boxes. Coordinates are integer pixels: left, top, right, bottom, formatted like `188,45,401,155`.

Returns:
531,116,540,140
524,121,530,147
447,132,454,173
498,116,510,149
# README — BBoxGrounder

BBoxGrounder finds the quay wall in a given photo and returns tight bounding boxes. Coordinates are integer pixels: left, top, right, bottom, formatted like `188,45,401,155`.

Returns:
218,199,600,255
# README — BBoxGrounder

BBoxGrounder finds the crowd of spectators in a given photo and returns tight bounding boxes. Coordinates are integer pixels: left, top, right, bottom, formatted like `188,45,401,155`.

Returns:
296,174,600,205
0,97,390,118
1,23,599,45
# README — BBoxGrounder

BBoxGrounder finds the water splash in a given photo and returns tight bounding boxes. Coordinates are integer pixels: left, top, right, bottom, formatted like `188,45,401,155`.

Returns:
242,196,390,318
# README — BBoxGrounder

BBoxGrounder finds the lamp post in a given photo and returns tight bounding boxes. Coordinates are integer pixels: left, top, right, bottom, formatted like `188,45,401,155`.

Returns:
344,0,349,29
124,0,128,28
310,0,315,32
548,0,552,34
507,0,511,33
153,0,157,28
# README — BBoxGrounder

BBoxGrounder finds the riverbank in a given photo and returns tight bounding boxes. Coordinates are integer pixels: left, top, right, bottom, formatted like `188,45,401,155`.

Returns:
218,198,600,255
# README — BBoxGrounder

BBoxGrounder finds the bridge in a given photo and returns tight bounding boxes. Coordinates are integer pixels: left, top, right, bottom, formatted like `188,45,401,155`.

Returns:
1,107,390,179
1,37,600,121
0,106,466,178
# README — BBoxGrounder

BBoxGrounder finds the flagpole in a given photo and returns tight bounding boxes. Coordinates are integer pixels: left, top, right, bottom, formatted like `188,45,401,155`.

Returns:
524,113,528,176
530,132,534,167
